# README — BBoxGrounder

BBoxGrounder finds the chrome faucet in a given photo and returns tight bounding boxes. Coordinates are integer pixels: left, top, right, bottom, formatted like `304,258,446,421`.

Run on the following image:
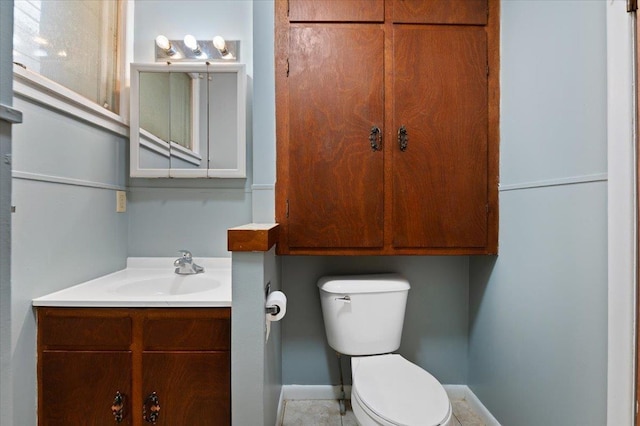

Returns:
174,250,204,275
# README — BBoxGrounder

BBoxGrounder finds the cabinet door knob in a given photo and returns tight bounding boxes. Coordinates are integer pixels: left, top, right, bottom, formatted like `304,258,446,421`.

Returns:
369,126,382,151
398,126,408,152
111,391,125,423
143,392,160,424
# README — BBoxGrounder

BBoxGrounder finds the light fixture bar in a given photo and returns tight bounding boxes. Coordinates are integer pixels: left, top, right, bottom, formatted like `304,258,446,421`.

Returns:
154,38,239,62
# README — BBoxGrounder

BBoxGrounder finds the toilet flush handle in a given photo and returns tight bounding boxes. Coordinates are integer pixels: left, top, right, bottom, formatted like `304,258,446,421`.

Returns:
335,295,351,303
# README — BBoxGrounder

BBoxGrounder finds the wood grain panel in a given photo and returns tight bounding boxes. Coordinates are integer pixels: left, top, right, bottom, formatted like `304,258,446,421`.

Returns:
39,309,131,349
142,352,230,425
392,25,488,248
227,224,280,252
143,312,230,351
289,0,384,22
392,0,487,24
287,26,385,249
40,351,132,426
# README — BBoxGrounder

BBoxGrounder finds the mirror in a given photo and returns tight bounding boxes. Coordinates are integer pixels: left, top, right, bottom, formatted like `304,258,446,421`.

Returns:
130,63,246,178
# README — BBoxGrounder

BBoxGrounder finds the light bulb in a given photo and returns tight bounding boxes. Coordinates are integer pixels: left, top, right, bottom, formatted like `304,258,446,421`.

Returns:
155,35,171,50
184,35,197,50
212,36,226,51
213,36,230,57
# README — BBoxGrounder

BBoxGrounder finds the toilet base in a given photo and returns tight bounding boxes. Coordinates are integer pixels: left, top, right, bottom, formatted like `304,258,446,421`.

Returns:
351,384,454,426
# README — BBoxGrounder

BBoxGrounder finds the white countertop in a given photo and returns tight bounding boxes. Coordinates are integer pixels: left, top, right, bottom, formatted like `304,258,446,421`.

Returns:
32,257,232,308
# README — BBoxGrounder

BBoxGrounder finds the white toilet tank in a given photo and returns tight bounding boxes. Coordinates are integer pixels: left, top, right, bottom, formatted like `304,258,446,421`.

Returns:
317,274,410,356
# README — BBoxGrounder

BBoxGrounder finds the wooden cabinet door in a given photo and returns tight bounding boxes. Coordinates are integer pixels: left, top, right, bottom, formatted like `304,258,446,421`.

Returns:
392,26,488,248
391,0,487,24
142,352,230,425
289,0,384,22
40,351,132,425
286,26,384,249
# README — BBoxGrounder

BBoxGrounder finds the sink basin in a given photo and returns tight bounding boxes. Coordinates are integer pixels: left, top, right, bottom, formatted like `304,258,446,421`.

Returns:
32,257,232,307
112,275,220,296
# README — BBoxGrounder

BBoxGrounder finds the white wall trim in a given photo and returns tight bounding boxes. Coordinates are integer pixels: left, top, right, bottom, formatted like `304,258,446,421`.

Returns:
606,2,637,425
452,386,501,426
12,66,128,137
281,384,352,401
12,171,126,191
499,173,608,192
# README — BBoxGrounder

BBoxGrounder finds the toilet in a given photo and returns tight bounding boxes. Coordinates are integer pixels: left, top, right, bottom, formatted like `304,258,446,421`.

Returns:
318,274,453,426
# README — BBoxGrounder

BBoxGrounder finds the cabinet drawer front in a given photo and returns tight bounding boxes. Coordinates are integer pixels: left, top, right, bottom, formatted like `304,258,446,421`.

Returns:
39,311,132,348
143,313,230,351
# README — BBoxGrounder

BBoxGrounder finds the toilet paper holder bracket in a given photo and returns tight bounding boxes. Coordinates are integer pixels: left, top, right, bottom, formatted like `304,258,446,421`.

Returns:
265,305,281,315
264,281,281,315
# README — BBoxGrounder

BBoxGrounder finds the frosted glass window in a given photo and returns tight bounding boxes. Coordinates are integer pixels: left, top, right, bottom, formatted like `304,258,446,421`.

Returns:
13,0,120,112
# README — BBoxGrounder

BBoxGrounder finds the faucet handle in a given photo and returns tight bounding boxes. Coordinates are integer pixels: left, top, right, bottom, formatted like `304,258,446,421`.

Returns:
178,250,192,260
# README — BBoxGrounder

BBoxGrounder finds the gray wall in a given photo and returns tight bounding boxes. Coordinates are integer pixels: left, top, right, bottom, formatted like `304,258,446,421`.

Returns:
129,0,255,257
232,249,281,426
282,256,469,386
11,98,129,424
468,1,608,425
1,1,15,424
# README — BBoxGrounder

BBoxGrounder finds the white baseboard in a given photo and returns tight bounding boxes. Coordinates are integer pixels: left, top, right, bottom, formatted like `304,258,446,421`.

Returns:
281,384,352,400
279,384,500,426
444,385,501,426
275,386,285,426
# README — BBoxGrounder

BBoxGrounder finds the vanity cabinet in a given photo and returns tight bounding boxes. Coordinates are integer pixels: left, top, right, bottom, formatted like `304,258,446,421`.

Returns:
276,0,499,255
37,308,230,426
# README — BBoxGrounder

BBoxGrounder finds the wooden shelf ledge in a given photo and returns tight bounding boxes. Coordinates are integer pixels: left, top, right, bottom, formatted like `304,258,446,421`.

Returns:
227,223,280,252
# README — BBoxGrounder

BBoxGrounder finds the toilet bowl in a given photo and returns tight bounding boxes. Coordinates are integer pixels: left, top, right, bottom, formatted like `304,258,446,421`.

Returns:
317,274,453,426
350,354,453,426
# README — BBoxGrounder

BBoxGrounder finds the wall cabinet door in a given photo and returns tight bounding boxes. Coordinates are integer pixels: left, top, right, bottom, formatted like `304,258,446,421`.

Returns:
40,351,132,425
392,26,488,249
289,0,384,22
391,0,488,24
275,0,499,254
286,26,385,249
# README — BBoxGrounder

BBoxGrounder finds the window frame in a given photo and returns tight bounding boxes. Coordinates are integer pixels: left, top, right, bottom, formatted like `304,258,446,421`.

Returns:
12,0,133,136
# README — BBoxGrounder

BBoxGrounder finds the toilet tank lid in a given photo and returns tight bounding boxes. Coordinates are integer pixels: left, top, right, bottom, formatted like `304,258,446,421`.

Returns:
317,274,410,294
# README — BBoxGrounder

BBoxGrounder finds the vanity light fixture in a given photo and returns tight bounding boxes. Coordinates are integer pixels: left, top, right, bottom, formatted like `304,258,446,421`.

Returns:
155,35,177,56
183,34,202,56
154,35,239,62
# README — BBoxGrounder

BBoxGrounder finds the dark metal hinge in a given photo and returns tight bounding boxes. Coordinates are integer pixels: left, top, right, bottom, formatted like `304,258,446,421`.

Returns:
286,59,290,77
628,0,637,12
286,199,290,218
486,64,489,77
287,0,290,16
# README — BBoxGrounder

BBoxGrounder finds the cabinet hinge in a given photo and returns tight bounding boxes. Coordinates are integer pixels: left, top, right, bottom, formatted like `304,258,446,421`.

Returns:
286,59,290,77
286,199,290,218
287,0,290,16
486,64,489,77
628,0,638,12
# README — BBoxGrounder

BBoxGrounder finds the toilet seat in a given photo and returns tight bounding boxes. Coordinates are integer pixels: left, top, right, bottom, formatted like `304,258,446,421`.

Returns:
351,354,451,426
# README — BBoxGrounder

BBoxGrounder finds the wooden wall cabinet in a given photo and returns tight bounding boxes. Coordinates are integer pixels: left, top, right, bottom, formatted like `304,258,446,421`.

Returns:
37,308,230,426
276,0,499,255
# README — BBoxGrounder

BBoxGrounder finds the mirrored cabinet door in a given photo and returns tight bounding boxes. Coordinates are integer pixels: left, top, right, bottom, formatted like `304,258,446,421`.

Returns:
130,63,246,178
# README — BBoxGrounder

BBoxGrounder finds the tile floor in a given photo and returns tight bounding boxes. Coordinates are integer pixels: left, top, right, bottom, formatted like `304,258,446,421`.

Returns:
280,398,486,426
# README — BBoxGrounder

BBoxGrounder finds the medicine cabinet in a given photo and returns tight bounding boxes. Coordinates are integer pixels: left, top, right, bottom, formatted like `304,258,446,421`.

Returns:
130,63,246,178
